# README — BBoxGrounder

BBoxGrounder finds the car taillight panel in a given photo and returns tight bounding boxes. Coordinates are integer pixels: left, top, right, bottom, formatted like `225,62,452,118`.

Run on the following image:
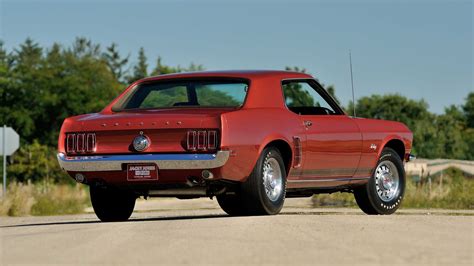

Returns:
187,130,218,151
66,133,96,154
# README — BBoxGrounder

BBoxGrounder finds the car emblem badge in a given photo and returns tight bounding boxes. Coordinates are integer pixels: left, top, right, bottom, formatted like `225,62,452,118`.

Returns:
370,144,377,150
133,132,150,152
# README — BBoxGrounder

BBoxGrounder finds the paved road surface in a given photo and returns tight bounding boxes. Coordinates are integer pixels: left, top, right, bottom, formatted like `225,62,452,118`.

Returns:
1,198,473,265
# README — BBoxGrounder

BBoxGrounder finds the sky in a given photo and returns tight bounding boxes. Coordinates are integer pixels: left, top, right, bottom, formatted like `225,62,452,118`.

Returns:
1,0,472,113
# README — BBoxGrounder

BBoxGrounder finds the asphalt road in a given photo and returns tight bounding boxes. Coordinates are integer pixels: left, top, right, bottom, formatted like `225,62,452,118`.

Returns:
1,198,473,265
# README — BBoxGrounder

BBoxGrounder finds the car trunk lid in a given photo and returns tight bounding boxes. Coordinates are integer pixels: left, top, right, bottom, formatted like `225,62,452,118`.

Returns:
70,108,231,154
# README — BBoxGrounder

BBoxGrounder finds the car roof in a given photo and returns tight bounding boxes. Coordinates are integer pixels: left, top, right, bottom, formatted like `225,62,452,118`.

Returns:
140,70,313,82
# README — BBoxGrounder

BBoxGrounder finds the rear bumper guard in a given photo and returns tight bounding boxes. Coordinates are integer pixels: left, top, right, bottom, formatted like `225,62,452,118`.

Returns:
57,151,230,172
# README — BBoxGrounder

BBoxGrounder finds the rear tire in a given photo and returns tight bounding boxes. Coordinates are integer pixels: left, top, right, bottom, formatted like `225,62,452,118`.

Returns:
90,187,136,222
354,147,405,215
216,194,246,216
218,147,287,216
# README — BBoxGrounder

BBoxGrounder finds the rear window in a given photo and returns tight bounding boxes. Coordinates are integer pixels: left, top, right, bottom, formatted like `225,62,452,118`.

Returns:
113,79,248,111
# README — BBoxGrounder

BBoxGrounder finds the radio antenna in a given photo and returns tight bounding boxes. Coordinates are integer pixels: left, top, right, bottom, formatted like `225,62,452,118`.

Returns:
349,50,356,117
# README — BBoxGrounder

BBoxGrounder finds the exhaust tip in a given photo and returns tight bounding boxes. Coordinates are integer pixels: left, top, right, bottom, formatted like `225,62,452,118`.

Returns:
201,170,214,180
74,173,85,183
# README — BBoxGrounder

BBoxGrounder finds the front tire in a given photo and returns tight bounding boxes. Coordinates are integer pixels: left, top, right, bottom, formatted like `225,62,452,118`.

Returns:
90,187,136,222
219,147,287,216
354,147,405,215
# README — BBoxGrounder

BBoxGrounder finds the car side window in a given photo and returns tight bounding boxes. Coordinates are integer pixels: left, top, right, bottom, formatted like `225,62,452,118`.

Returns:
282,81,337,115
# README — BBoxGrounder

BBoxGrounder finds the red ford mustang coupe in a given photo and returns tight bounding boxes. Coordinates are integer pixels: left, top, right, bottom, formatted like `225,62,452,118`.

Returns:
58,70,413,221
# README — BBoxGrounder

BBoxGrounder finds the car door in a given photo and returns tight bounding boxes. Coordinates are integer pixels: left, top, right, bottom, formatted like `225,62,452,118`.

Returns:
282,80,362,181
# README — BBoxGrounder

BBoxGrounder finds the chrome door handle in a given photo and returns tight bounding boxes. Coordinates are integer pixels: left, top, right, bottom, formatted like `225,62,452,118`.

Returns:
304,120,313,127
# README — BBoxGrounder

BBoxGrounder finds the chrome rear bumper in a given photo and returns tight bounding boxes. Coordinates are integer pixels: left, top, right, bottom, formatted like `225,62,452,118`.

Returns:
57,151,230,172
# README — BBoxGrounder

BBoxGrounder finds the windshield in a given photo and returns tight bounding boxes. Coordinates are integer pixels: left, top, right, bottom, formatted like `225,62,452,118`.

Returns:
113,79,249,111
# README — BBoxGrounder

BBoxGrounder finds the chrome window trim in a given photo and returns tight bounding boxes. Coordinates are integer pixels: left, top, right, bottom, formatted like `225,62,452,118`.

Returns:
57,151,230,172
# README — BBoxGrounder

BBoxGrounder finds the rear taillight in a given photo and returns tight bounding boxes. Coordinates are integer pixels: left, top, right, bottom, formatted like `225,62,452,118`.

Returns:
208,131,217,150
66,133,96,154
197,131,207,150
76,133,85,153
66,134,75,153
86,133,96,152
186,130,218,151
186,131,196,150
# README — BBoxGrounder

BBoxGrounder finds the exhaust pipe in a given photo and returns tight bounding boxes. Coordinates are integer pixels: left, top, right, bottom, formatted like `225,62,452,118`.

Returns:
74,173,85,183
148,187,207,197
201,170,214,180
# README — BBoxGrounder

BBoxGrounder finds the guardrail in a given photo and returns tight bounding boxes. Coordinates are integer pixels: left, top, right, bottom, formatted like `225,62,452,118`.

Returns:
405,159,474,177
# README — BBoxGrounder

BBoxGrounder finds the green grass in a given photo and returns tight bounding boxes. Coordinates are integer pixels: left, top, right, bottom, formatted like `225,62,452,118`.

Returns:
0,182,90,216
312,168,474,210
402,169,474,209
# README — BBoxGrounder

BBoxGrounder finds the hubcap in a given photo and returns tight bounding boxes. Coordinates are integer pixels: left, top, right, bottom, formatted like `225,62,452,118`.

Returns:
262,157,283,202
374,161,400,202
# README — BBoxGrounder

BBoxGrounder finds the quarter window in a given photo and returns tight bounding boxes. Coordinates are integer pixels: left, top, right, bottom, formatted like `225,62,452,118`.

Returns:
282,81,338,115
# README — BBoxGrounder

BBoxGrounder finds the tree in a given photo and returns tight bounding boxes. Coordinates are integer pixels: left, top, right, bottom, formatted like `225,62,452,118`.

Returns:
71,37,100,58
462,93,474,159
151,56,177,75
285,66,306,73
464,129,474,160
103,43,129,83
0,41,11,123
436,106,467,159
151,56,204,76
187,62,205,72
353,94,431,124
463,92,474,128
1,38,43,139
126,47,148,83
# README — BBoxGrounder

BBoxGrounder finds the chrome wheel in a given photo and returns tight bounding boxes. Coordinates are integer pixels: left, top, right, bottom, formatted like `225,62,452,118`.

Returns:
374,161,400,202
262,157,283,202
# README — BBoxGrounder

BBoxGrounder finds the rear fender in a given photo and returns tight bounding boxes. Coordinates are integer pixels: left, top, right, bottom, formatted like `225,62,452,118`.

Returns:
219,109,296,182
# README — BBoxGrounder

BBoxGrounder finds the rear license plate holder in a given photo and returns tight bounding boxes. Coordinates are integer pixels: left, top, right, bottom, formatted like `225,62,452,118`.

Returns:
127,164,158,181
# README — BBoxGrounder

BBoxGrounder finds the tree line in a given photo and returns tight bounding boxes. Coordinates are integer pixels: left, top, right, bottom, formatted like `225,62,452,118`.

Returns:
0,38,472,182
